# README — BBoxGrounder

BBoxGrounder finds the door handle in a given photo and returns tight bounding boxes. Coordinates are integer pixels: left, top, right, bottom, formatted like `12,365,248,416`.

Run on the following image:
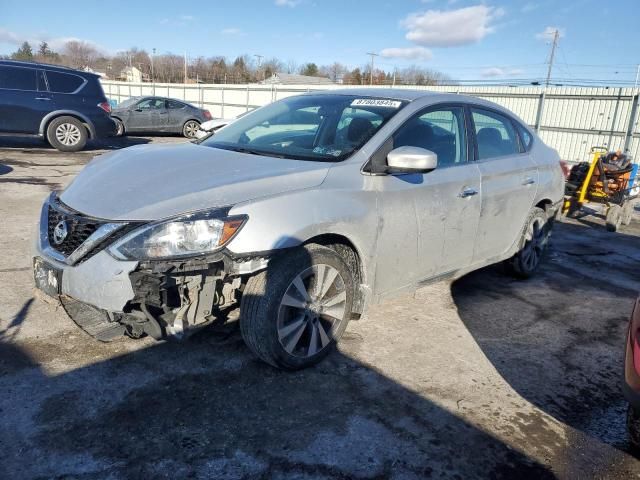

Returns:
159,111,168,115
35,97,51,101
522,177,536,186
459,187,478,198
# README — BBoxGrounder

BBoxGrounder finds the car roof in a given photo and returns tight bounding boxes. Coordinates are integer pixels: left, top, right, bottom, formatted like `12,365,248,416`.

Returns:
0,59,99,77
308,88,439,102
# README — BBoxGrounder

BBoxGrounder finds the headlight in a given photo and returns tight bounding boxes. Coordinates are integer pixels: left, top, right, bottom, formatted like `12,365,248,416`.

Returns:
108,214,246,260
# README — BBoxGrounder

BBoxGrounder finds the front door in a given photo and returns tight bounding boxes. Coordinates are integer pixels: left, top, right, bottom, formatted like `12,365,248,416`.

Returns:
128,98,167,131
470,108,539,262
373,105,482,295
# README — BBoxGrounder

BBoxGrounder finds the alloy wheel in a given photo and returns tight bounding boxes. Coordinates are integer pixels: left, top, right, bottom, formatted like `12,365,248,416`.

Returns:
521,217,547,271
184,121,199,138
55,123,82,146
277,264,347,358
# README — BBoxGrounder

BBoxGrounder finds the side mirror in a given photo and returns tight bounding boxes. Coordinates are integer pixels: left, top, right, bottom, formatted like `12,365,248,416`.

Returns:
386,146,437,174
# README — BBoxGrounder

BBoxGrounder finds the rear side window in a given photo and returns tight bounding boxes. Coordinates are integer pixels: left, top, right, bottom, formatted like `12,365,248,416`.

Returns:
167,100,185,109
515,123,533,151
45,71,85,93
471,109,520,160
0,66,37,90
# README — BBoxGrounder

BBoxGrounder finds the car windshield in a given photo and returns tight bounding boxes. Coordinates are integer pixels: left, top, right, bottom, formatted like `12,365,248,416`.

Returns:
117,97,140,108
202,94,407,161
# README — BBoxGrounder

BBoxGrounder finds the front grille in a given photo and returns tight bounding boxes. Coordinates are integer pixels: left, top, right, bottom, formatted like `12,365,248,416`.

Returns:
47,205,102,256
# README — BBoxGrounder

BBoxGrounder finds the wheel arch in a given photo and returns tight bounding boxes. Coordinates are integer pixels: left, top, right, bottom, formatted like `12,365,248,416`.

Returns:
40,111,96,138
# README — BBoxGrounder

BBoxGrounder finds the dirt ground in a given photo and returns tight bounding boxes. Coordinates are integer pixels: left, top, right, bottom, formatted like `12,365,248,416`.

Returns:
1,134,640,479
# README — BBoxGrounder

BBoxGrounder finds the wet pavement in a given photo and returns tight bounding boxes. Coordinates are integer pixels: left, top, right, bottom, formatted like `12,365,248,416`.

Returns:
0,135,639,478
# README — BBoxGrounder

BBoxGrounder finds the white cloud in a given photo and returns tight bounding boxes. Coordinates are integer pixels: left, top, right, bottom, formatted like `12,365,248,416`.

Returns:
481,67,525,78
275,0,301,6
180,15,195,21
0,28,108,54
535,26,565,41
521,2,539,13
401,5,505,47
221,28,244,36
380,46,433,61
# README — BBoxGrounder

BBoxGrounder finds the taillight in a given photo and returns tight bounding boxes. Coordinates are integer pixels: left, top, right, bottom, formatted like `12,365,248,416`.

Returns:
98,101,111,114
203,110,212,120
559,160,570,179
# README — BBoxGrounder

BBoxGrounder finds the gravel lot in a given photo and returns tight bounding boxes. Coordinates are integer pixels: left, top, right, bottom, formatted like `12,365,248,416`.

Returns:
1,134,640,479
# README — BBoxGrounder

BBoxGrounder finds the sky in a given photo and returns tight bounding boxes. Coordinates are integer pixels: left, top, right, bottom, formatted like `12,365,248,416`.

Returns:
1,0,639,84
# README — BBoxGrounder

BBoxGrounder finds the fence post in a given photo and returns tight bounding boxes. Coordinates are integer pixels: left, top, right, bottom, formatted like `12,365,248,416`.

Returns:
246,85,250,112
607,87,622,149
623,93,639,154
221,85,225,118
534,91,546,133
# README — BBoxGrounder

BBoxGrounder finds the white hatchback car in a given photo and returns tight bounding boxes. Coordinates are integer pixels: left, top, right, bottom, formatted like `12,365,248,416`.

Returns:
34,89,564,369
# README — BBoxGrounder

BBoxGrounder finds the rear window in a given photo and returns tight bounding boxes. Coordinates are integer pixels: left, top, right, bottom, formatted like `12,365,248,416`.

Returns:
0,66,37,91
45,71,85,93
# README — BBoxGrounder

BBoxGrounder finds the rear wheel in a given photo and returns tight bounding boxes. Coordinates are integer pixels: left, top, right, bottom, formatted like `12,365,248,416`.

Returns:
46,116,88,152
622,200,635,226
505,207,551,279
182,120,200,139
240,244,354,370
606,204,622,232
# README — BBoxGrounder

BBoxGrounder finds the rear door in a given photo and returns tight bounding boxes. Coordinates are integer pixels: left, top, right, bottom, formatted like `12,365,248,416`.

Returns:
167,99,187,131
44,69,88,118
470,107,539,262
0,65,48,133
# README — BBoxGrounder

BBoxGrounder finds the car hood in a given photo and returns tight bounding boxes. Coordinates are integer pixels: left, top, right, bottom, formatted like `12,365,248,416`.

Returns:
60,143,331,221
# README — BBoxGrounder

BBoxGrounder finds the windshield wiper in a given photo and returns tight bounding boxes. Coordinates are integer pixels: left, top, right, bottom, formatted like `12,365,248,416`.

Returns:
214,144,287,159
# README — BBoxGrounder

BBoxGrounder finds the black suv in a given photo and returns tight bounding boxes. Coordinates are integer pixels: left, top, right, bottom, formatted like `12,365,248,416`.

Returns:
0,60,116,151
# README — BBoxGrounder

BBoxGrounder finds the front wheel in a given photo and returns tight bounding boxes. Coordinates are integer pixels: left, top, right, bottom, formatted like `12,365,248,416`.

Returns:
182,120,200,139
505,207,551,279
240,244,354,370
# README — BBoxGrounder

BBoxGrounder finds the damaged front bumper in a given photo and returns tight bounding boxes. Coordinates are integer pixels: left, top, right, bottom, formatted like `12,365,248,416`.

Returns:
33,194,270,341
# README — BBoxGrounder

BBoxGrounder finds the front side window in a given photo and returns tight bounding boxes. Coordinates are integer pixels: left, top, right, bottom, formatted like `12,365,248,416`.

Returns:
202,94,407,162
392,106,467,167
0,66,37,91
45,71,84,93
471,109,519,160
137,98,165,110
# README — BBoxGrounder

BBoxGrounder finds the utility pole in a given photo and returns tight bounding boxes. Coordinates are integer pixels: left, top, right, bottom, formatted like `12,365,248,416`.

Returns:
254,54,264,82
184,51,188,83
634,64,640,91
544,29,559,87
366,52,379,86
151,48,156,94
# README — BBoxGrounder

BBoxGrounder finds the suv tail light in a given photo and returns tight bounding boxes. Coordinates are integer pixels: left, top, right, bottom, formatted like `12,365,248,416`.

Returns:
98,101,111,114
203,109,212,120
559,160,570,179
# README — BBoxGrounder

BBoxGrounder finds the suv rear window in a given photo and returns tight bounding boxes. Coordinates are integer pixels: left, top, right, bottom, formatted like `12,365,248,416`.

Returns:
45,71,85,93
0,66,37,91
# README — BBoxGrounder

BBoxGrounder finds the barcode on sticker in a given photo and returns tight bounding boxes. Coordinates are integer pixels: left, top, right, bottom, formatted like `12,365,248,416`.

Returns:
350,99,402,108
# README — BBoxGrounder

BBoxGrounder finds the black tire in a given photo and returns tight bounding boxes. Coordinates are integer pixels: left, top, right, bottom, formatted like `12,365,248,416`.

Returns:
113,118,125,137
182,120,200,138
46,116,88,152
240,244,354,370
622,201,635,226
628,405,640,451
606,204,622,232
505,207,551,279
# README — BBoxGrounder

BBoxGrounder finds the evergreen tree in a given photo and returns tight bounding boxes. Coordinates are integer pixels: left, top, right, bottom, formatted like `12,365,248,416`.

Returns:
11,41,34,61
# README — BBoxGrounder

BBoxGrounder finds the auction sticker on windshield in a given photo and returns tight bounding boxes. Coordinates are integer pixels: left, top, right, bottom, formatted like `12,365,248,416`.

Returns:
350,99,402,108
